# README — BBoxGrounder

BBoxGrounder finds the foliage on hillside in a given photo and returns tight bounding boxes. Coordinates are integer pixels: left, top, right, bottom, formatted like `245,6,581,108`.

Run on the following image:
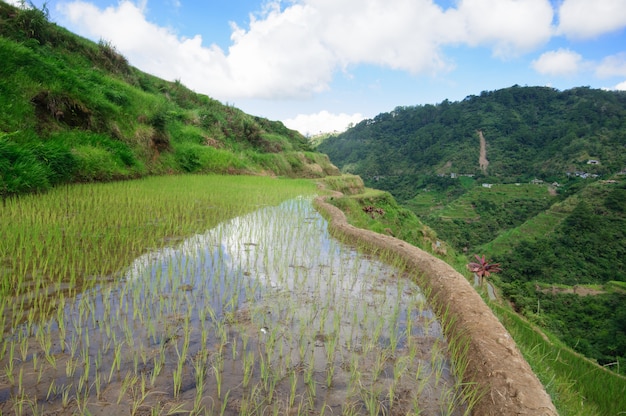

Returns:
0,1,338,198
418,183,558,251
318,85,626,199
317,84,626,375
493,179,626,371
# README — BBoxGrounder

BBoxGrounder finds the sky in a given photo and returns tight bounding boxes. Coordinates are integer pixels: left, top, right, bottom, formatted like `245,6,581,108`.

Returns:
9,0,626,136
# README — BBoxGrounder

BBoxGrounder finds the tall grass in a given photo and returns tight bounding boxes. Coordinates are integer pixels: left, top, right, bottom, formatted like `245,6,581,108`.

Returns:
492,303,626,415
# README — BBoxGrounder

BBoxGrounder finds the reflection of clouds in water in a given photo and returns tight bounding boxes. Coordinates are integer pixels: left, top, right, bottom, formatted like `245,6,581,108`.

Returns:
123,197,429,333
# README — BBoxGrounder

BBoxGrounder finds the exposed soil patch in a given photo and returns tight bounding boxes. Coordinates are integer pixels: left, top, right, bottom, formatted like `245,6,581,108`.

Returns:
315,193,558,416
477,130,489,174
537,284,606,296
31,90,92,130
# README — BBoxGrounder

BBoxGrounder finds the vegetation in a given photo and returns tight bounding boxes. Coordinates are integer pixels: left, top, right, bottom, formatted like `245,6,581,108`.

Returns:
1,176,478,414
319,85,626,196
317,84,626,380
0,1,338,199
466,255,501,285
327,185,626,415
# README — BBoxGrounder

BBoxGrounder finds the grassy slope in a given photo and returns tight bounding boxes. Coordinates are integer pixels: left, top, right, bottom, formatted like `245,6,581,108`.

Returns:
0,1,338,198
322,176,626,415
411,183,559,252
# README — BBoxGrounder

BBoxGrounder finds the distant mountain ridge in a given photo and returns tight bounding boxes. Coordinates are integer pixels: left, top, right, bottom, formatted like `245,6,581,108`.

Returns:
318,85,626,199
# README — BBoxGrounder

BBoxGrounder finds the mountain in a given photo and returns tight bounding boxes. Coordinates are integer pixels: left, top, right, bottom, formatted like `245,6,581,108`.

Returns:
317,84,626,376
318,85,626,200
0,1,338,198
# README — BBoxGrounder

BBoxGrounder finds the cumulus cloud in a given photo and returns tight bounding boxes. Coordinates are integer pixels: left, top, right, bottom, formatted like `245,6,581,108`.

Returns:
614,81,626,91
283,111,365,136
595,53,626,78
55,0,556,101
557,0,626,39
532,49,583,76
456,0,554,58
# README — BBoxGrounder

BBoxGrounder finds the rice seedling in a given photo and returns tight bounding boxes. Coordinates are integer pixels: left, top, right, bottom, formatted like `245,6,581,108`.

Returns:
0,176,468,415
60,384,72,408
242,350,255,389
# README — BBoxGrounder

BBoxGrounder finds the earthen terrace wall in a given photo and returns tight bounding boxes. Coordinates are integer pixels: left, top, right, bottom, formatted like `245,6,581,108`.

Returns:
314,194,557,416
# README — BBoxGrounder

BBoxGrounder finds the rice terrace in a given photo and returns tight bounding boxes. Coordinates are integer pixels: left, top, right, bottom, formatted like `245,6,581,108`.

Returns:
3,0,626,412
1,175,483,415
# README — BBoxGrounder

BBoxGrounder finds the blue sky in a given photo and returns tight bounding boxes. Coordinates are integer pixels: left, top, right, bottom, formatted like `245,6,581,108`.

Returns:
11,0,626,135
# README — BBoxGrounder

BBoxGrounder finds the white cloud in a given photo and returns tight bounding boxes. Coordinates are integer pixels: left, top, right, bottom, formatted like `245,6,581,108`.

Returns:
614,81,626,91
283,111,364,136
557,0,626,39
55,0,556,102
595,53,626,78
532,49,583,76
457,0,554,57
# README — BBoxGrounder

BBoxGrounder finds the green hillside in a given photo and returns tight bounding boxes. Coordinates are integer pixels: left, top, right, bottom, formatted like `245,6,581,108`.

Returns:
318,85,626,198
316,85,626,378
0,1,338,198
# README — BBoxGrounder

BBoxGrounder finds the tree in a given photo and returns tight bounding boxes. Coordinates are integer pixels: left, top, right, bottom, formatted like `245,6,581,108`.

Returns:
467,254,502,286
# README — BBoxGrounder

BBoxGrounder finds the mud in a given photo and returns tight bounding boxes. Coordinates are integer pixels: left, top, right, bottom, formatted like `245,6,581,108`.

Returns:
315,194,558,416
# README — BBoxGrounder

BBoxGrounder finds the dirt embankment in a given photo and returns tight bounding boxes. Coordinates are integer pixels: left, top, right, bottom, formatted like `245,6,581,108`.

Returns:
314,193,557,416
478,130,489,174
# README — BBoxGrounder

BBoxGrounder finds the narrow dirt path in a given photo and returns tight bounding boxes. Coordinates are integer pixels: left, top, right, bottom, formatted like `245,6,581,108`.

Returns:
315,193,557,416
478,130,489,174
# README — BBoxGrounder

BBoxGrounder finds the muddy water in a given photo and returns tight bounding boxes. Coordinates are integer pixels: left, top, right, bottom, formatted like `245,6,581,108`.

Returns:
0,197,464,415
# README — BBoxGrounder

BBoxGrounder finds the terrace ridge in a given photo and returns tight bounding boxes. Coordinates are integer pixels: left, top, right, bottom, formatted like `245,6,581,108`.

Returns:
314,192,557,416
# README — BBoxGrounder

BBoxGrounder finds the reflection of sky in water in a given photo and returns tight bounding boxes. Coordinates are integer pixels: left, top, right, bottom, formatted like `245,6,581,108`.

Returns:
121,196,438,345
2,197,455,414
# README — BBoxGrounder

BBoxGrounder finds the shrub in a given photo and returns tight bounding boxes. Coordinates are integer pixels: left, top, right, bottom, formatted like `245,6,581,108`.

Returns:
31,140,77,184
14,1,50,44
0,136,51,196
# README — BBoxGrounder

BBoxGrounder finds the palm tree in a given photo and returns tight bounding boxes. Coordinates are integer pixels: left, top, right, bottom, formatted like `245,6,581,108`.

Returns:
467,254,501,286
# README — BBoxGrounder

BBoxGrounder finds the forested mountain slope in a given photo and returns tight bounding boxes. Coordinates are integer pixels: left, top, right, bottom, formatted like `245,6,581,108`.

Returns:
317,85,626,377
318,85,626,200
0,1,338,198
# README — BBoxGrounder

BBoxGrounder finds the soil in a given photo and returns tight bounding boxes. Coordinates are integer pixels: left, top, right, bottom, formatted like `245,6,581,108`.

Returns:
538,284,605,296
477,130,489,174
315,193,558,416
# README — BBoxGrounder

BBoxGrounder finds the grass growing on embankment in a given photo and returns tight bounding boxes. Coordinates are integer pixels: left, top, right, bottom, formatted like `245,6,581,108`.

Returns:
323,179,626,416
0,1,337,198
491,303,626,415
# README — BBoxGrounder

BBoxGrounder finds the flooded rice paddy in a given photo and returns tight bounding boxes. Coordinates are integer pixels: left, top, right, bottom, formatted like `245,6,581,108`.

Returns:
1,197,464,415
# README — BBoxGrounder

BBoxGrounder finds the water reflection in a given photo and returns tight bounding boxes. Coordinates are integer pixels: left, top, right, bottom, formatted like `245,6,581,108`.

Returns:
1,197,463,415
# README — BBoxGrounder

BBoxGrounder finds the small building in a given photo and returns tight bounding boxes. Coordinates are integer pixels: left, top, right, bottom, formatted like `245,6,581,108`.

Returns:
587,159,600,165
482,183,493,188
530,178,544,185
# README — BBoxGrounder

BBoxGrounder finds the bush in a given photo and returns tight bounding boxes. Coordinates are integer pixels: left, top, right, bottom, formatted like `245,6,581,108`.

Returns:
0,136,51,196
31,140,77,184
175,142,245,173
14,1,50,44
72,145,121,181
